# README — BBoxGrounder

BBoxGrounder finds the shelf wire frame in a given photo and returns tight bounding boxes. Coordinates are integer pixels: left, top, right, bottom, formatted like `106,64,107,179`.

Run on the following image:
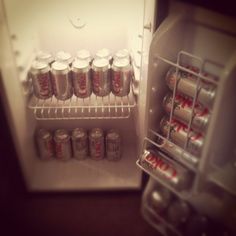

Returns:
28,91,136,120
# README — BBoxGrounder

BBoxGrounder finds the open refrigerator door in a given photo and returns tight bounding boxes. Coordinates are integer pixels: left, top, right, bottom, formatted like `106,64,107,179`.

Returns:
137,2,236,236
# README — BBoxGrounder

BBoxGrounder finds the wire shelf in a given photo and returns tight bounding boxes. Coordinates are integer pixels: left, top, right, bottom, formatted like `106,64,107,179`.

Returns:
28,92,136,120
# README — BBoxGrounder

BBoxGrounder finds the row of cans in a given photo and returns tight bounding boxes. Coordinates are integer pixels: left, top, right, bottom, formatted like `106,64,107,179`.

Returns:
165,66,217,109
30,49,132,100
140,148,193,191
147,184,227,236
36,128,121,161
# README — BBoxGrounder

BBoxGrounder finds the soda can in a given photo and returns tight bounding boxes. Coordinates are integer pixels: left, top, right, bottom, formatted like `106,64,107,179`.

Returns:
89,128,105,160
51,61,73,100
55,51,73,65
163,93,210,132
76,49,92,64
167,199,191,226
36,129,54,160
165,66,216,108
71,128,88,160
92,58,111,97
95,48,112,64
72,60,92,98
111,58,131,97
36,51,54,65
148,185,172,213
160,117,204,156
54,129,72,161
30,60,53,99
106,129,121,161
113,49,130,62
141,149,193,190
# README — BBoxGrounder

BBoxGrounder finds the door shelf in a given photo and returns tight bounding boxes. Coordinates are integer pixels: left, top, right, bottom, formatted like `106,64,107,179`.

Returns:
28,92,136,120
142,203,182,236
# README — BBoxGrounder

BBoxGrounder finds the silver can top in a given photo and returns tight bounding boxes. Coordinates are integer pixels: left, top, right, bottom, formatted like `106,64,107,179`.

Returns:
72,59,89,71
72,128,87,139
51,61,69,73
113,58,130,69
114,49,129,61
54,129,70,141
76,49,92,62
36,51,54,64
95,48,111,60
30,60,49,74
56,51,73,64
92,58,109,70
37,129,52,140
90,128,103,138
106,129,120,140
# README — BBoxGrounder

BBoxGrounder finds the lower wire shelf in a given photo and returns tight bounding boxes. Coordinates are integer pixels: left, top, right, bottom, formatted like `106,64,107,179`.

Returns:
28,92,136,120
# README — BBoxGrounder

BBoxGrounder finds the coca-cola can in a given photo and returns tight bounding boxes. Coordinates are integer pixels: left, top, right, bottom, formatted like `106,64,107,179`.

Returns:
72,60,92,98
106,129,121,161
111,58,131,97
54,129,72,161
51,61,73,100
163,93,210,132
92,58,111,97
148,185,172,213
36,51,54,65
95,48,112,64
167,199,191,226
30,60,53,99
72,128,88,160
160,117,204,156
76,49,92,64
89,128,105,160
55,51,73,65
165,66,216,108
141,149,193,190
36,129,54,160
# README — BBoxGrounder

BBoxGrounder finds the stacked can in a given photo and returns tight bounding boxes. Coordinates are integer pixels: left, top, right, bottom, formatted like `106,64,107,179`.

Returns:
106,129,121,161
89,128,105,160
55,51,73,65
54,129,72,161
76,49,92,65
163,93,210,132
92,58,111,97
36,129,54,160
36,51,54,65
160,117,204,156
30,60,53,99
111,58,131,97
141,149,192,190
165,66,216,108
95,48,112,64
51,61,73,100
71,128,88,160
113,49,130,62
72,60,92,98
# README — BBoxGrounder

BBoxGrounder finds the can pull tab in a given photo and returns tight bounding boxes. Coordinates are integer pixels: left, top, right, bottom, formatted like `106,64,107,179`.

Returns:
69,17,86,29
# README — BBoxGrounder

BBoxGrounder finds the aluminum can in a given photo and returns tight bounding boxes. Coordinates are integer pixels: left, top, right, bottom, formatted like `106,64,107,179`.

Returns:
30,60,53,99
89,128,105,160
51,61,73,100
54,129,72,161
148,186,172,213
165,66,216,108
167,199,191,226
36,129,54,160
92,58,110,97
111,58,131,96
106,129,121,161
72,128,88,160
55,51,73,65
113,49,130,62
36,51,54,65
76,49,92,64
95,48,112,64
72,60,92,98
160,117,204,156
163,93,210,132
141,149,192,190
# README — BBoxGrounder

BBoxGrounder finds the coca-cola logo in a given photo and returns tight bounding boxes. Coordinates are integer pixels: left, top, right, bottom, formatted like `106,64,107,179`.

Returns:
78,73,87,95
145,153,177,179
55,143,63,158
39,73,50,96
112,71,121,93
93,71,100,92
94,140,101,158
46,140,54,155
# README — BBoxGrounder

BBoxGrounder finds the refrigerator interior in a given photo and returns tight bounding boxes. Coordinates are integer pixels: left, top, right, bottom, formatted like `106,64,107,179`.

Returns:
137,1,236,235
0,0,155,191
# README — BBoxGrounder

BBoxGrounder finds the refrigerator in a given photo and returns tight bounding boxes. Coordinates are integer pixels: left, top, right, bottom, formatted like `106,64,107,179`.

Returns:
0,0,236,235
